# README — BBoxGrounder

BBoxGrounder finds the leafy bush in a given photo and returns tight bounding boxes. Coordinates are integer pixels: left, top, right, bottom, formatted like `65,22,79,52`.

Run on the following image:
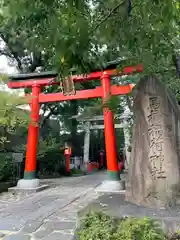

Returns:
14,138,59,159
0,75,29,147
76,212,167,240
71,168,84,175
15,138,66,176
76,212,119,240
38,149,65,176
56,163,67,176
114,217,166,240
0,155,13,182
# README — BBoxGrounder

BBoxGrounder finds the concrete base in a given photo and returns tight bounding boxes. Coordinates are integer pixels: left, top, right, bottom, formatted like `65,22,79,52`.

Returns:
8,179,48,193
18,178,40,188
95,180,126,194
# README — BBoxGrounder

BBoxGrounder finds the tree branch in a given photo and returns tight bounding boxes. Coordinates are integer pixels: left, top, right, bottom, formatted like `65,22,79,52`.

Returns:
0,34,23,71
0,35,42,73
28,52,42,72
90,0,126,33
0,48,13,58
40,104,59,128
125,95,133,110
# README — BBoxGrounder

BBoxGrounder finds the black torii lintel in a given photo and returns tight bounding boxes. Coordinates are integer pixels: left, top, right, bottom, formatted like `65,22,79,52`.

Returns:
8,58,125,82
8,71,58,81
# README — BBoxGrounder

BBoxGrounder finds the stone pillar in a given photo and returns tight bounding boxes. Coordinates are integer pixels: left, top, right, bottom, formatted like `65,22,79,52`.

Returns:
126,76,180,208
83,121,90,171
123,118,131,169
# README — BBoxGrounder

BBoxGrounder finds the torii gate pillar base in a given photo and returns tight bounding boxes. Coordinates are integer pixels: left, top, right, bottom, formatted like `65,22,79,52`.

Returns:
8,179,48,193
95,179,125,194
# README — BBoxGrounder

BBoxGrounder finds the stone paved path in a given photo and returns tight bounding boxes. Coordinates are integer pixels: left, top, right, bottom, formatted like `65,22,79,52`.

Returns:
0,172,105,240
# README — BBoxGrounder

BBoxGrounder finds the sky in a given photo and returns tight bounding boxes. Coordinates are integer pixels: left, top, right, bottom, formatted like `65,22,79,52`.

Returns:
0,55,30,110
0,40,17,73
0,55,17,74
0,37,32,110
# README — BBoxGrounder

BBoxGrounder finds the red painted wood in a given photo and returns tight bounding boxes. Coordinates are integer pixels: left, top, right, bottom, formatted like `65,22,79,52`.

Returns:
101,73,119,173
38,87,103,103
37,84,133,103
8,64,141,179
25,85,40,173
8,64,143,89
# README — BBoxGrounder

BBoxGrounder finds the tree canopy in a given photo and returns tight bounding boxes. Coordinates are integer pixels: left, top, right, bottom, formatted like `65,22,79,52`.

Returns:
1,0,179,74
0,75,29,146
0,0,180,150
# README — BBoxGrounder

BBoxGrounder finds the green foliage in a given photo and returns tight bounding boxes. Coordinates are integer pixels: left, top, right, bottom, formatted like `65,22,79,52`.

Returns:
0,1,97,148
0,0,93,74
114,217,166,240
77,212,118,240
15,137,66,176
37,141,62,163
104,96,123,114
2,0,179,76
56,164,67,176
37,138,60,158
0,92,28,128
0,75,29,147
71,168,85,175
0,155,13,182
15,138,59,158
77,212,167,240
95,0,180,73
1,0,180,149
77,95,123,120
169,232,180,240
35,138,65,176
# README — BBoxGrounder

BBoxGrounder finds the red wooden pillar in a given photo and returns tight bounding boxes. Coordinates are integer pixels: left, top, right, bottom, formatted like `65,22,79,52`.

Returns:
24,84,40,179
64,147,72,174
101,73,120,181
66,155,71,173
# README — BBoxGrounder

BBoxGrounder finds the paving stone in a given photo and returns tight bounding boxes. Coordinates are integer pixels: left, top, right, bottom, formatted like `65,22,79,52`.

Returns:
42,232,73,240
21,221,43,233
43,221,76,231
2,233,31,240
0,173,104,239
33,227,53,239
0,192,32,204
0,221,23,231
0,232,5,238
50,212,77,220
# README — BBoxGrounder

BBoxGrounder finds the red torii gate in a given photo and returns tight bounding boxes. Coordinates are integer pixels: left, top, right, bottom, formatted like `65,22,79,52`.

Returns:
8,64,143,191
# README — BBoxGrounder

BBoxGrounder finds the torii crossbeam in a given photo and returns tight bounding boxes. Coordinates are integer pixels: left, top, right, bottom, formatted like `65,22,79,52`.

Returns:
8,63,143,192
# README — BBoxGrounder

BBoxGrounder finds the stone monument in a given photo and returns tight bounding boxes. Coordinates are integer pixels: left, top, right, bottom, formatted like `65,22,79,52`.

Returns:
125,76,180,208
